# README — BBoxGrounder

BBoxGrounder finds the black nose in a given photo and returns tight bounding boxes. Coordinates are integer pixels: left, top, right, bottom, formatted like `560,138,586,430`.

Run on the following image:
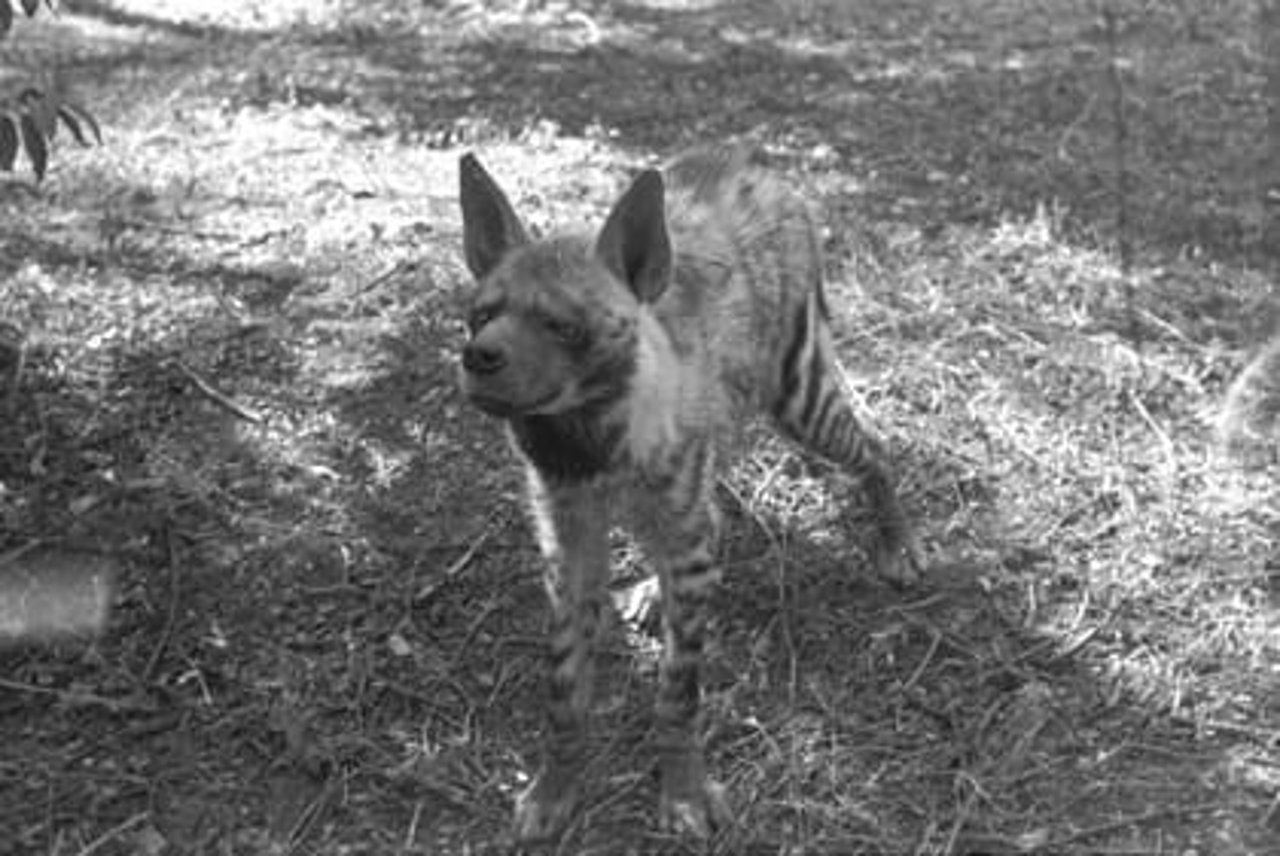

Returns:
462,342,506,375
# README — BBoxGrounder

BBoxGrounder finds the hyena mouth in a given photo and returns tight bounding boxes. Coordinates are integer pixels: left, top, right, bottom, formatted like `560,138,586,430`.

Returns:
467,387,563,418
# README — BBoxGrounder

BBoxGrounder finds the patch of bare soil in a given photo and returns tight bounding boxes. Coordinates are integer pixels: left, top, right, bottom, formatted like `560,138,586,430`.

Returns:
1,1,1276,853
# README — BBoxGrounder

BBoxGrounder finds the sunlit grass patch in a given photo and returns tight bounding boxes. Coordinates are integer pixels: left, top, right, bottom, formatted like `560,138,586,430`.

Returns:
861,205,1278,742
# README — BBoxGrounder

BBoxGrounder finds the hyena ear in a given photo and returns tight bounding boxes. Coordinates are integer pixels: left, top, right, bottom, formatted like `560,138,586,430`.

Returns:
595,169,671,303
459,153,531,280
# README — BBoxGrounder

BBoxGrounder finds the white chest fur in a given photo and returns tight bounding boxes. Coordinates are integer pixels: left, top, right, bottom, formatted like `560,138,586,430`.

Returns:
620,310,688,472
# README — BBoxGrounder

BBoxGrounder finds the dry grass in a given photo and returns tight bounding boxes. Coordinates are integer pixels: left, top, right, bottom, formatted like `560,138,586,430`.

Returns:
1,1,1277,854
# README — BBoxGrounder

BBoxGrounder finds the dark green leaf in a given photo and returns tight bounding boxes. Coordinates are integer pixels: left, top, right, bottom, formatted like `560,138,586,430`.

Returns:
1,3,12,37
0,115,17,172
21,0,40,17
56,106,89,147
19,88,57,139
19,113,47,180
58,100,101,144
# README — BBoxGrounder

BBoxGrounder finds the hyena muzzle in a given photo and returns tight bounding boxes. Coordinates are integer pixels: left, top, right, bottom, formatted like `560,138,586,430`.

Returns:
456,146,918,840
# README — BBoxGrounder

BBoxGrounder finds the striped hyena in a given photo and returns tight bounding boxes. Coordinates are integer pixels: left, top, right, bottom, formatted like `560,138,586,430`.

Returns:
457,146,917,839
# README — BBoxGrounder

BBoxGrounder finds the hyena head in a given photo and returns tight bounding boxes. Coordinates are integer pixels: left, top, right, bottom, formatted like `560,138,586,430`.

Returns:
457,153,673,419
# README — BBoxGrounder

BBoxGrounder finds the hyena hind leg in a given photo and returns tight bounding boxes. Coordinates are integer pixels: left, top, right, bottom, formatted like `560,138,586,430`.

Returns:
773,348,920,586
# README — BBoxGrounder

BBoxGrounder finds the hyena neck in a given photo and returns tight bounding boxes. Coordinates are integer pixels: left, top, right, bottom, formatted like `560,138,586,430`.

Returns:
619,309,683,470
509,408,625,484
509,308,683,485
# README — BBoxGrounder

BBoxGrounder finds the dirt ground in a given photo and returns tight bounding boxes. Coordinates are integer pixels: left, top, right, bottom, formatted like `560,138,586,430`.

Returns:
1,1,1277,853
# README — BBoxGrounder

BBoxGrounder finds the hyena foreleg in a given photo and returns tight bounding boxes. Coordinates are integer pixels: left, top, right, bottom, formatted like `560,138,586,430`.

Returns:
514,471,610,840
637,439,732,835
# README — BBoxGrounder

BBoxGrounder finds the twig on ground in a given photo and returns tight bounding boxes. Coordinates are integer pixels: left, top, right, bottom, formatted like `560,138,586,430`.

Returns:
414,514,500,603
402,801,424,854
354,259,419,297
284,780,338,856
942,780,981,856
0,540,44,567
73,811,149,856
902,627,941,692
1135,307,1192,344
0,677,151,713
0,677,63,697
1128,389,1176,474
1170,713,1280,747
175,360,264,423
142,523,182,684
1264,791,1280,834
458,598,502,653
1039,801,1223,850
1053,624,1102,660
110,217,242,242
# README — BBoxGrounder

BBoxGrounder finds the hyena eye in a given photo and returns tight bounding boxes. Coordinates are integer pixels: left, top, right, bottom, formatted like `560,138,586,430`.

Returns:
468,304,500,334
545,316,588,347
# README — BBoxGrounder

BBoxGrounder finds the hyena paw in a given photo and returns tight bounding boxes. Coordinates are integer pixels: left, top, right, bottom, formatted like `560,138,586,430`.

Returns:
512,773,580,841
659,774,732,837
874,535,924,589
